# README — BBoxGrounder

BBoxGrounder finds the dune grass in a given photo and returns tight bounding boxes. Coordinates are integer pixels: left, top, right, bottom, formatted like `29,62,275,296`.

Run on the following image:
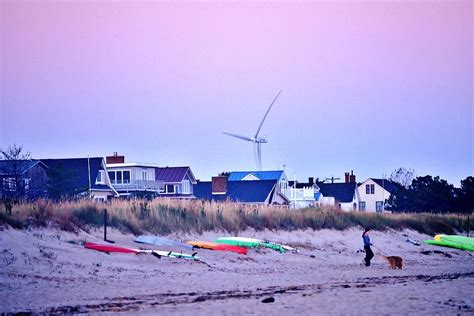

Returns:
0,199,471,236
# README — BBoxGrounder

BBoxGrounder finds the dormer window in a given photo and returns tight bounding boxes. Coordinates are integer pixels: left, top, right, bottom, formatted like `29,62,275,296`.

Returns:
96,170,104,184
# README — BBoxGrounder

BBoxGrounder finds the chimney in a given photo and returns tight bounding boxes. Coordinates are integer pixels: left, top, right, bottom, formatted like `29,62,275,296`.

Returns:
212,176,227,194
350,170,356,183
345,172,350,183
106,153,125,164
308,177,314,185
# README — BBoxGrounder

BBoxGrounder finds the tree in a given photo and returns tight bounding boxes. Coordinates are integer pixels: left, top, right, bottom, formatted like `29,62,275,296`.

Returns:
386,174,456,213
0,145,32,213
389,167,415,189
456,176,474,213
409,175,455,212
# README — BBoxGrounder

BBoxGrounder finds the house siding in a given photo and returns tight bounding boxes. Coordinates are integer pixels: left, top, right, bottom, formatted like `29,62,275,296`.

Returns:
357,179,391,212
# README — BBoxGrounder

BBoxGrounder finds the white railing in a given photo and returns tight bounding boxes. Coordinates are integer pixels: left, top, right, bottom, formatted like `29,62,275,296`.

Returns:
283,187,315,201
112,180,164,191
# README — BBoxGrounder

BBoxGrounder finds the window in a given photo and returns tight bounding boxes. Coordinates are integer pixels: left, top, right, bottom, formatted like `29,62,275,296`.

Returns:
123,171,130,184
366,184,375,194
117,171,122,183
182,180,190,194
3,178,16,191
142,170,147,181
359,201,366,211
96,171,102,184
376,201,383,212
165,184,175,194
108,171,115,184
23,178,30,191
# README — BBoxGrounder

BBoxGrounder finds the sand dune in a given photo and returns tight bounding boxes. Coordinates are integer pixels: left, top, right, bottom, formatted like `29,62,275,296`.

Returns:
1,226,473,315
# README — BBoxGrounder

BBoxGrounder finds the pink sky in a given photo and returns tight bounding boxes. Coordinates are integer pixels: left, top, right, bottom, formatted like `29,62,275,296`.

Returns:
1,0,472,185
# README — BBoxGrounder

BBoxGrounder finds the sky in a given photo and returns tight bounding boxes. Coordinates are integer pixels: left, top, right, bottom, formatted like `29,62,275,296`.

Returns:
1,0,472,186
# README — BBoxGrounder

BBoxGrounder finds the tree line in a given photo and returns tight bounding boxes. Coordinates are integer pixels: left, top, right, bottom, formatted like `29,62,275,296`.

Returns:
386,168,473,214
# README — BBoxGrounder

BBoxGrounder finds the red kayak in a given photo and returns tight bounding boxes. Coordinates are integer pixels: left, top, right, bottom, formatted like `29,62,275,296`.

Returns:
84,242,138,254
187,241,247,255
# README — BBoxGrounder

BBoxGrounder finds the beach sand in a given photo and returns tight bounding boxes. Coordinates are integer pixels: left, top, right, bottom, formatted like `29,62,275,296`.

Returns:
1,226,473,315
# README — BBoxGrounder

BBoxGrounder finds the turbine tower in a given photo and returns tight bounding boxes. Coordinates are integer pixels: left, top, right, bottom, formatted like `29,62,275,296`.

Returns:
223,90,282,170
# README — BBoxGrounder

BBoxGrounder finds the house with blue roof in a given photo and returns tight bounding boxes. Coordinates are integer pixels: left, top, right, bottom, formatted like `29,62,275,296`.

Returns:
0,160,48,199
227,170,289,195
194,176,290,205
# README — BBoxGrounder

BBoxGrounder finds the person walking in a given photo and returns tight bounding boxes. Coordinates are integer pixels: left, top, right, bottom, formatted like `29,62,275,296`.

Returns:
362,228,374,267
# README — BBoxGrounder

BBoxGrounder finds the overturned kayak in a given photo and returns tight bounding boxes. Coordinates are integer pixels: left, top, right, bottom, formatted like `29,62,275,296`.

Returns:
84,242,200,259
424,235,474,252
186,241,247,255
135,235,193,250
214,237,294,253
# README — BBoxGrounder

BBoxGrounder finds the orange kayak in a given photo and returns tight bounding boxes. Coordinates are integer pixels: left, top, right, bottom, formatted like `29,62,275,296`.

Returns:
187,241,247,255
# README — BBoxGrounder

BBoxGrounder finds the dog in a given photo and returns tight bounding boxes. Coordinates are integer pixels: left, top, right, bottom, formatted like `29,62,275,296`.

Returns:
380,255,403,269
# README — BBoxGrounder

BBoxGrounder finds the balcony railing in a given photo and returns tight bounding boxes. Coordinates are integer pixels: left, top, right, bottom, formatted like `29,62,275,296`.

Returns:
112,180,164,191
282,187,315,201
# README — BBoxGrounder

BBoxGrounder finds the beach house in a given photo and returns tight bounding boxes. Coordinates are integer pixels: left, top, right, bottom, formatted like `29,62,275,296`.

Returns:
105,153,196,198
0,160,49,200
194,175,290,206
41,157,118,201
357,178,398,212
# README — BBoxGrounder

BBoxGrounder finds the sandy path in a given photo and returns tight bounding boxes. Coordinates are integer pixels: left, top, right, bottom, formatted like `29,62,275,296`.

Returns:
1,226,473,315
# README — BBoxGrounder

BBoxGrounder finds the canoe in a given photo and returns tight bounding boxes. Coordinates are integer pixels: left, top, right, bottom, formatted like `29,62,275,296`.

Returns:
186,240,247,255
214,237,294,253
135,235,193,250
424,235,474,252
84,242,200,259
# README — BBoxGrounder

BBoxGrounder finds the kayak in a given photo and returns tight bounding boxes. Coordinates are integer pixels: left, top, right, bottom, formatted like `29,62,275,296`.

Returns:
186,241,247,255
424,235,474,252
85,242,137,254
135,235,193,250
84,242,200,259
214,237,294,253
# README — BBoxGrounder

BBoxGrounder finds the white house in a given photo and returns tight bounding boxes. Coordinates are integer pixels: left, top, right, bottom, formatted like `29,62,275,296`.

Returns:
106,162,164,196
357,178,398,212
105,154,197,198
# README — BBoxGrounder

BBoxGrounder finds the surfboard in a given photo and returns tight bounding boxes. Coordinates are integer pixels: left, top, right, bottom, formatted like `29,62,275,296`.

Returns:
135,235,193,250
214,237,294,253
186,241,247,255
424,235,474,252
84,242,200,259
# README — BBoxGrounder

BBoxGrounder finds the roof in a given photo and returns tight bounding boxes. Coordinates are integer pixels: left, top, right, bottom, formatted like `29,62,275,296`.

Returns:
40,157,113,191
316,182,357,203
194,180,279,203
155,167,196,183
370,178,399,193
107,162,160,168
288,180,320,190
0,160,48,175
228,170,285,181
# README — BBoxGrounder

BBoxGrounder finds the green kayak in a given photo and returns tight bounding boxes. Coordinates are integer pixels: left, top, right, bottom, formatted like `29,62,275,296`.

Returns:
424,234,474,252
214,237,293,253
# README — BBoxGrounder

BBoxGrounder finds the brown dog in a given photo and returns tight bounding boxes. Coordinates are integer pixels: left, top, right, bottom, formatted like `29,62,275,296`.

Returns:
381,255,403,269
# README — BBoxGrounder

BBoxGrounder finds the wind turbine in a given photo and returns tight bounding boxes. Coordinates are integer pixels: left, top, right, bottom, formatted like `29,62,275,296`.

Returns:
223,90,282,171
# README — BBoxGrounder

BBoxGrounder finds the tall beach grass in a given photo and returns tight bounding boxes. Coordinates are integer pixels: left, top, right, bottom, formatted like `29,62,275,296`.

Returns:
0,199,471,236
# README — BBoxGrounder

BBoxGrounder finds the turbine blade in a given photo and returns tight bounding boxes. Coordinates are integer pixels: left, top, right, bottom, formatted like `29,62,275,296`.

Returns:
223,132,253,142
254,90,282,138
